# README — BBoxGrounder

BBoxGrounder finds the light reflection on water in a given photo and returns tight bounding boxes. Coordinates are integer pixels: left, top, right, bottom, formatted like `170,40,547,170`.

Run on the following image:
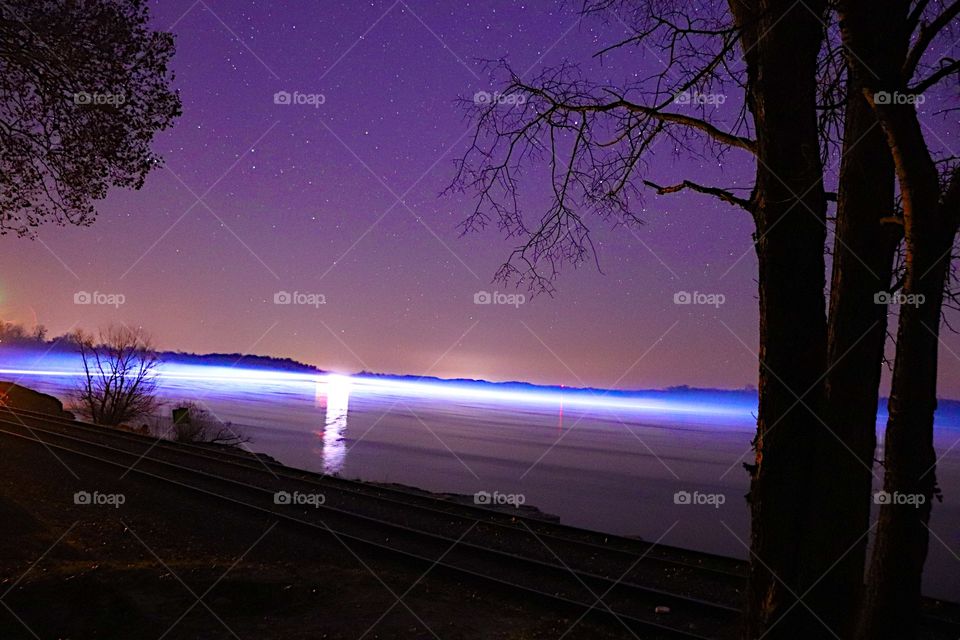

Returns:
0,350,957,600
317,375,350,475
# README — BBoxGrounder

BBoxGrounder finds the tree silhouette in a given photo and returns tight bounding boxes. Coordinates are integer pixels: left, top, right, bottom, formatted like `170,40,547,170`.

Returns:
452,0,958,636
73,325,160,426
0,0,180,236
836,1,960,637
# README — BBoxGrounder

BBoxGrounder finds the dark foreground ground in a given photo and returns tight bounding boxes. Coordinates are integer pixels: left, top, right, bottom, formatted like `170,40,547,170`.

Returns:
0,429,655,640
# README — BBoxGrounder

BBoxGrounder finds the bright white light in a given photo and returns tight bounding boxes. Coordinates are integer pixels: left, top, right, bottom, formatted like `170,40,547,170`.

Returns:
320,375,350,475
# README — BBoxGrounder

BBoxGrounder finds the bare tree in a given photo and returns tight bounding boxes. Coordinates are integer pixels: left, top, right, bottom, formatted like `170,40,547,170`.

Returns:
73,325,160,426
450,1,840,635
451,0,959,634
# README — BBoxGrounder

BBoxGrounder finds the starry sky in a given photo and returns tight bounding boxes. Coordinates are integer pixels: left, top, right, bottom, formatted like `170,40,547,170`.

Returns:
1,0,959,394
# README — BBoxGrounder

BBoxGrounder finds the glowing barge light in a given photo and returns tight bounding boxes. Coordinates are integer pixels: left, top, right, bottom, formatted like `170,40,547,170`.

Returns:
0,356,755,420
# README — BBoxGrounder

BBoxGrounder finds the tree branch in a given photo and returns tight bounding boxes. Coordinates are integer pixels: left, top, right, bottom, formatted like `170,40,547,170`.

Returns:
642,178,753,210
941,164,960,227
906,0,932,36
903,0,960,80
910,58,960,94
537,92,758,153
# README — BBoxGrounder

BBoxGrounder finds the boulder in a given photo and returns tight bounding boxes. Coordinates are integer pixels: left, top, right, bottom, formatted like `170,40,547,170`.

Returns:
0,381,73,419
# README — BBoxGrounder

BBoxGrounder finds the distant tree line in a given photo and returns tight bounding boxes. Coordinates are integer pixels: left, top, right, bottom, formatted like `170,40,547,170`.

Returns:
0,321,318,373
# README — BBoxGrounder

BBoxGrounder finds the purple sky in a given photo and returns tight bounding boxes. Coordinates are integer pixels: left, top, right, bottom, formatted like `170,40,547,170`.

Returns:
1,0,958,394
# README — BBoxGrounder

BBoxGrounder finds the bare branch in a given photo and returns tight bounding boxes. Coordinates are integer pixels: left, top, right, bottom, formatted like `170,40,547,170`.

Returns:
910,58,960,94
642,178,753,209
448,5,756,290
903,0,960,80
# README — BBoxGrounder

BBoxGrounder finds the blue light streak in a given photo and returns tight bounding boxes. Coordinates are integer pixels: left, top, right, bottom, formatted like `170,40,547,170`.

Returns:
0,350,756,421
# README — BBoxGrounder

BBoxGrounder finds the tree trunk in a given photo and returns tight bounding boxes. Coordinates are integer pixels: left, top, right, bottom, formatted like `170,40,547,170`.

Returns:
857,176,952,639
856,161,959,639
835,2,960,635
803,22,901,637
729,1,830,636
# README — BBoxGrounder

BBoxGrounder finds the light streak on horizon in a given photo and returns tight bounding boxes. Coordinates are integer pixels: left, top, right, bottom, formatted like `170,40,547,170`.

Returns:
0,357,756,420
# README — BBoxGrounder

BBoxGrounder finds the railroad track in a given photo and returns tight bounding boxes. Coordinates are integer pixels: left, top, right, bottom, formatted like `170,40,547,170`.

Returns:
0,406,738,639
0,405,749,583
1,406,958,639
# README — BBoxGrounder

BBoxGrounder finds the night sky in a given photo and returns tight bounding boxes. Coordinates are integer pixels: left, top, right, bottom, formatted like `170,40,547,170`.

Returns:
2,0,958,394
